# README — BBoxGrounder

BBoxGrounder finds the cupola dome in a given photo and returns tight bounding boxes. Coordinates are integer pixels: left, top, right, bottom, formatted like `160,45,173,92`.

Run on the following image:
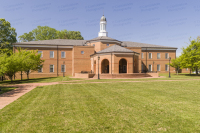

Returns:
100,15,106,22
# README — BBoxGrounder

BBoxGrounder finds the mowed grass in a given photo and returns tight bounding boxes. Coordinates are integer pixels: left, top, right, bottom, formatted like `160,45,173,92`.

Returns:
1,80,200,132
0,76,83,85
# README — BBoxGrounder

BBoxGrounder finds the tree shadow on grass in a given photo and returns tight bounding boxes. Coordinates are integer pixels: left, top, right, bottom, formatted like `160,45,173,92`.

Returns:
0,77,58,85
0,87,16,95
179,73,200,76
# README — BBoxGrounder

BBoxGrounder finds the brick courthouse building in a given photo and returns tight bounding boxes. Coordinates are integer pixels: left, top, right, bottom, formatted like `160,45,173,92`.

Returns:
13,15,177,79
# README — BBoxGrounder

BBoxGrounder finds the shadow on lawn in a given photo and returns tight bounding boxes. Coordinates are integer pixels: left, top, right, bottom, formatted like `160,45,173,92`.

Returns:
0,77,58,85
180,74,200,76
0,87,16,95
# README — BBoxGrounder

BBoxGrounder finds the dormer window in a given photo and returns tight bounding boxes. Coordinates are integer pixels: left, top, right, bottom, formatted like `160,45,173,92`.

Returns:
107,44,109,46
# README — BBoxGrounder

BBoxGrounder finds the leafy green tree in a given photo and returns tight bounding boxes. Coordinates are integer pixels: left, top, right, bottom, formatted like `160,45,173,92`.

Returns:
0,51,21,82
22,50,44,79
0,18,17,53
18,32,34,42
18,26,84,42
180,37,200,75
0,49,44,82
170,57,181,75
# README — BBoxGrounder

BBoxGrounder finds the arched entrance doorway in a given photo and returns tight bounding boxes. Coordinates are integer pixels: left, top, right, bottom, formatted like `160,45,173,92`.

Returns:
101,59,109,73
119,58,127,73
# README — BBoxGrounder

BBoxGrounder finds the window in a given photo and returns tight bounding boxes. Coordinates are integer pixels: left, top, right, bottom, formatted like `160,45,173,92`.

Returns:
61,65,65,72
157,64,160,71
107,44,109,46
38,51,42,58
81,51,84,54
149,53,152,59
165,53,169,59
93,44,95,46
157,53,160,59
165,64,168,71
38,65,42,73
141,63,144,72
186,68,188,71
148,64,152,71
50,65,54,72
61,51,65,58
141,53,144,59
50,51,54,58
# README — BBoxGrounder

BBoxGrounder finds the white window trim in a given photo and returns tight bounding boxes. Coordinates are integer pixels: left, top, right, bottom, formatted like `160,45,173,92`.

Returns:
50,51,54,58
165,64,169,71
61,51,66,58
157,64,160,71
38,51,43,58
50,65,54,72
61,65,65,72
149,64,152,71
157,53,160,59
165,53,169,59
38,67,43,73
149,53,152,59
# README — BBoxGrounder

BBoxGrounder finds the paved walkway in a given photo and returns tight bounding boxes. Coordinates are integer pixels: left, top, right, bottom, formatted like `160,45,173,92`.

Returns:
1,78,200,110
0,82,59,109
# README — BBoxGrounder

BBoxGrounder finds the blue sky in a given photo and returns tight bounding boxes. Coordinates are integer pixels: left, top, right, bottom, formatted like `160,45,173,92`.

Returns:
1,0,200,56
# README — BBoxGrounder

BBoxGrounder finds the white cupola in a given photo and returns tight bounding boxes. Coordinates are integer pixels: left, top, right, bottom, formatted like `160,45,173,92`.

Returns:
98,15,108,37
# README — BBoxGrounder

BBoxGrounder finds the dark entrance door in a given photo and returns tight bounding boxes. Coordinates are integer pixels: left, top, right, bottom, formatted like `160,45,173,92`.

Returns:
119,59,127,73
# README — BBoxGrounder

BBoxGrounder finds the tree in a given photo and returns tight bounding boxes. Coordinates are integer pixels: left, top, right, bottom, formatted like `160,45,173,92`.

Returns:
170,57,181,75
17,48,44,79
0,51,21,82
0,18,17,53
0,49,44,82
18,26,84,42
179,37,200,75
18,32,34,42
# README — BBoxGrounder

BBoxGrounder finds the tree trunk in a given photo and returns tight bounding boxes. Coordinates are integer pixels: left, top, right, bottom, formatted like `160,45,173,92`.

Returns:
10,76,12,83
190,69,191,74
21,71,22,81
27,72,29,80
196,67,198,75
1,76,3,81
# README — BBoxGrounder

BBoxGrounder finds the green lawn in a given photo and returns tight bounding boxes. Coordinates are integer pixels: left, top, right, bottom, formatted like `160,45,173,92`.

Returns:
0,80,200,132
0,76,83,85
0,87,16,95
0,73,199,85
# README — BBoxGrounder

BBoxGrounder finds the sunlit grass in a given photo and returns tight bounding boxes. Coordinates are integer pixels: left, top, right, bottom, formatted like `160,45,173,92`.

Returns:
0,80,200,132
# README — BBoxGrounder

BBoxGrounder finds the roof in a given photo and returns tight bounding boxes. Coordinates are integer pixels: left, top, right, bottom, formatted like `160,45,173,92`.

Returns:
122,41,177,49
100,15,106,22
96,44,138,54
86,36,122,43
13,39,87,46
13,39,177,49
